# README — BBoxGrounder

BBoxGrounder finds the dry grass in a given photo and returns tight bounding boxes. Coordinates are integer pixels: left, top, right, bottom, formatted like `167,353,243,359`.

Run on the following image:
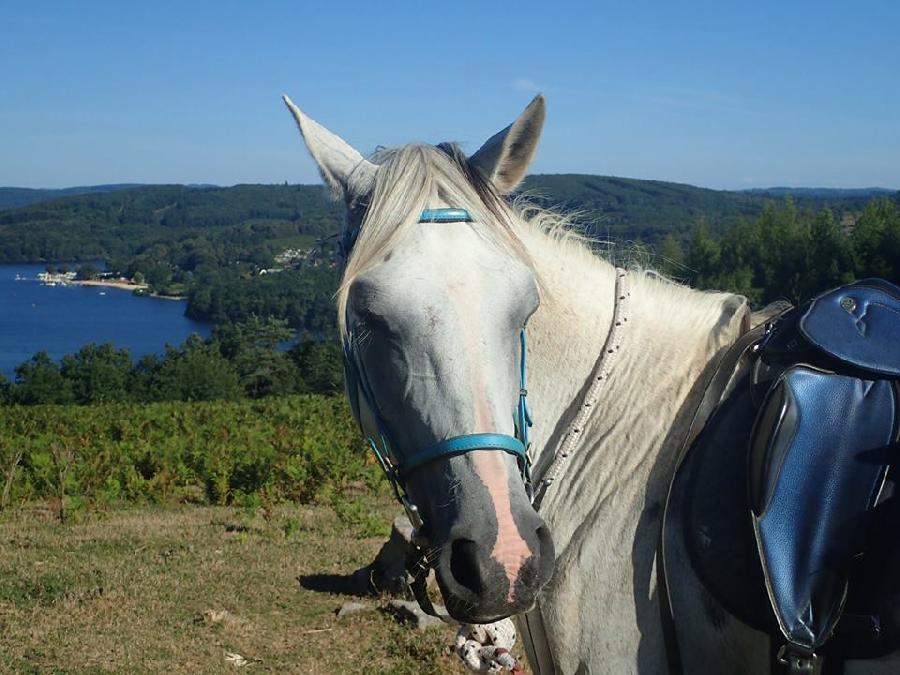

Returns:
0,496,469,674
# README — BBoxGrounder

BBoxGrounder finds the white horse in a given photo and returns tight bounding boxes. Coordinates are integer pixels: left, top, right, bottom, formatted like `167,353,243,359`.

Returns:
283,94,898,674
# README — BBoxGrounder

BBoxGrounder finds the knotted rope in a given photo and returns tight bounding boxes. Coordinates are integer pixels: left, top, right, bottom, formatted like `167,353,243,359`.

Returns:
456,619,523,673
531,267,630,509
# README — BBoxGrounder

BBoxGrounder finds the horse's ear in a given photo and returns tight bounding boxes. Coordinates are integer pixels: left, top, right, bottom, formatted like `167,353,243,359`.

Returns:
469,94,545,193
282,94,376,199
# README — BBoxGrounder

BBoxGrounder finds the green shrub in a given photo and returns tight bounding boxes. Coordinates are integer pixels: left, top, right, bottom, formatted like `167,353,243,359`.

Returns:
0,395,379,508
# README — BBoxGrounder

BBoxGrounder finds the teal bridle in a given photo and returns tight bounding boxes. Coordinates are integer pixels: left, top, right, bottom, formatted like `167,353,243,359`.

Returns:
341,208,533,530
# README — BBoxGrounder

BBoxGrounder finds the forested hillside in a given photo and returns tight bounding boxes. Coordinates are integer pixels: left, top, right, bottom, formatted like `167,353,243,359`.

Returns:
0,183,343,264
3,178,894,265
522,174,891,243
0,178,897,346
0,184,144,210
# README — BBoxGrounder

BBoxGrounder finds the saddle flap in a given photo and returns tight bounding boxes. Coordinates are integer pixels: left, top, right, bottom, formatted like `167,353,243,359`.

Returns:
749,366,897,651
800,278,900,378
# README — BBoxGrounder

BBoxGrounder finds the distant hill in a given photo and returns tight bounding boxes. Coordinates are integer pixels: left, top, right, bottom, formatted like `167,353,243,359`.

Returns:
523,174,762,241
742,187,896,199
0,184,148,210
1,177,896,265
0,183,343,264
522,174,897,243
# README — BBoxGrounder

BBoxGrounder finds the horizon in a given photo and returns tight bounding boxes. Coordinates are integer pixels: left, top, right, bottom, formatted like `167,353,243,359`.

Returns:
3,176,900,194
2,1,899,191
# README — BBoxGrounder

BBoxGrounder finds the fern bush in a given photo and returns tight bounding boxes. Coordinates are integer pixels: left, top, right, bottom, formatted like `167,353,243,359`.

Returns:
0,395,379,508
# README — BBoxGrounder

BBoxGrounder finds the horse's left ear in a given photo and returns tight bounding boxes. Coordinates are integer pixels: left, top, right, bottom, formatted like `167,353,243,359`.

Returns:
469,94,545,193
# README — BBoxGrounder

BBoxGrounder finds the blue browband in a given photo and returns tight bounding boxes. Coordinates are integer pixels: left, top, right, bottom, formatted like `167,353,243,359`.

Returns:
341,208,533,521
341,208,475,258
419,208,473,223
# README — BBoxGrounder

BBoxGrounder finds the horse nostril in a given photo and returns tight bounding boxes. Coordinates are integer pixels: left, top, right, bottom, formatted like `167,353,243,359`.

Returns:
450,538,485,595
535,524,555,580
536,525,552,552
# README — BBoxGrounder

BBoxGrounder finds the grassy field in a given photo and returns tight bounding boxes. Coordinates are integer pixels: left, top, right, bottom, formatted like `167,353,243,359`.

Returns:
0,494,470,674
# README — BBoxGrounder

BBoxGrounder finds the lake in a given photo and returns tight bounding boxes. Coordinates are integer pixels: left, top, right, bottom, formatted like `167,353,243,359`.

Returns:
0,264,210,380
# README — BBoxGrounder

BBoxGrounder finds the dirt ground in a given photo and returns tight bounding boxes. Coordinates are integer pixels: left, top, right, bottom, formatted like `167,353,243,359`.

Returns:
0,497,473,674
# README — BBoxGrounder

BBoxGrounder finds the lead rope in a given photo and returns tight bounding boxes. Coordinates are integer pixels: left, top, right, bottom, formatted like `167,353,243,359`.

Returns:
530,267,630,510
458,268,631,675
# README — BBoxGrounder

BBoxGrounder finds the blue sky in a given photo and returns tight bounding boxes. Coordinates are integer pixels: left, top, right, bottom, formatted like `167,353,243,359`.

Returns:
2,1,898,190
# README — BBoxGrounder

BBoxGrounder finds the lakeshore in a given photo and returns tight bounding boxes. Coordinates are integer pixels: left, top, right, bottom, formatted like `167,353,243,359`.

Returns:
0,264,208,379
33,272,185,300
71,278,148,292
72,278,185,300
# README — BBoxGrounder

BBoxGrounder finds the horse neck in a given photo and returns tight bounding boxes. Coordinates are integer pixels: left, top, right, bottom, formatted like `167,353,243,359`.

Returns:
521,224,748,543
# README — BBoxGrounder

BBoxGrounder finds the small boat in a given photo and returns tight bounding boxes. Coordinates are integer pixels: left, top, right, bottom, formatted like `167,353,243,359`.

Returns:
99,291,107,296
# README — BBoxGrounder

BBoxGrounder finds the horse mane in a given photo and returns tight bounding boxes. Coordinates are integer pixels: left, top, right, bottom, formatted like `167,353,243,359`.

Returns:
336,141,743,346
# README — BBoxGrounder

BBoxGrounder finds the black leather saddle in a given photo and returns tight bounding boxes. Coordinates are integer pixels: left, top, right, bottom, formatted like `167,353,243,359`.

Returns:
665,279,900,673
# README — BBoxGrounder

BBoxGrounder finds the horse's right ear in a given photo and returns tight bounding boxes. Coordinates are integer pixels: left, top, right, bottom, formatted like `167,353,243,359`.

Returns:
282,95,376,200
469,94,546,193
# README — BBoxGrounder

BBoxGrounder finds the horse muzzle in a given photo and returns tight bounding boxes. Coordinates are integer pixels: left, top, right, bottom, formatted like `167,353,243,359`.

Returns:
431,507,555,623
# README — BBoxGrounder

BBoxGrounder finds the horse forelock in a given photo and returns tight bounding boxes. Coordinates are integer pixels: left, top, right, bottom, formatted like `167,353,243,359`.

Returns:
336,142,547,338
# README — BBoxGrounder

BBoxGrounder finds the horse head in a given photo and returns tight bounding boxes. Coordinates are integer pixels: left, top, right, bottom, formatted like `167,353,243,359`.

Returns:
284,94,555,622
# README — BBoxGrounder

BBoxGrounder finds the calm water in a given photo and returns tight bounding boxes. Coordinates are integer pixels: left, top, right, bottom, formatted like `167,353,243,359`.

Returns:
0,264,210,380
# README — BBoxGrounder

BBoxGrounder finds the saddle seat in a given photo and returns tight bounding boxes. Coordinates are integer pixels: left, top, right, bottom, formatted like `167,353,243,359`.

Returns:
666,278,900,670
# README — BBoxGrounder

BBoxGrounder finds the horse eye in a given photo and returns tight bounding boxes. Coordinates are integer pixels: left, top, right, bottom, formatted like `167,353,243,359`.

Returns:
356,306,390,334
349,196,371,218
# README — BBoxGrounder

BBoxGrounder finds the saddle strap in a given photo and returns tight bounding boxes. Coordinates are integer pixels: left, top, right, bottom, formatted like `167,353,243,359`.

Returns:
658,322,770,675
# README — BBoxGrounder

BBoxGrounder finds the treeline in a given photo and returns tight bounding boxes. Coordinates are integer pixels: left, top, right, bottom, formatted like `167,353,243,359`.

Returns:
659,197,900,305
0,317,343,407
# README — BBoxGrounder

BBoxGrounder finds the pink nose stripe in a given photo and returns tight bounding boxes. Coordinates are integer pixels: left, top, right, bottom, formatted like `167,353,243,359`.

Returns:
472,450,532,602
447,274,529,601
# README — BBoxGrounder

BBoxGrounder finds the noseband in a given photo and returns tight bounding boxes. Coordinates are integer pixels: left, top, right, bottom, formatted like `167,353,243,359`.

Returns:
342,208,533,533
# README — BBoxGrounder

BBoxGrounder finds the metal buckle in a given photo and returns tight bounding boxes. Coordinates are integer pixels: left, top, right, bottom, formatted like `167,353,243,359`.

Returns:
776,645,816,674
401,496,424,532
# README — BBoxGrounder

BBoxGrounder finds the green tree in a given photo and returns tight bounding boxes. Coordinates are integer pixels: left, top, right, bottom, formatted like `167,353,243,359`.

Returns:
755,199,811,304
657,234,685,278
59,343,132,404
852,198,900,281
0,373,11,405
214,317,299,398
133,335,242,402
805,209,855,297
289,337,344,395
13,352,74,405
75,263,100,280
686,219,721,288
